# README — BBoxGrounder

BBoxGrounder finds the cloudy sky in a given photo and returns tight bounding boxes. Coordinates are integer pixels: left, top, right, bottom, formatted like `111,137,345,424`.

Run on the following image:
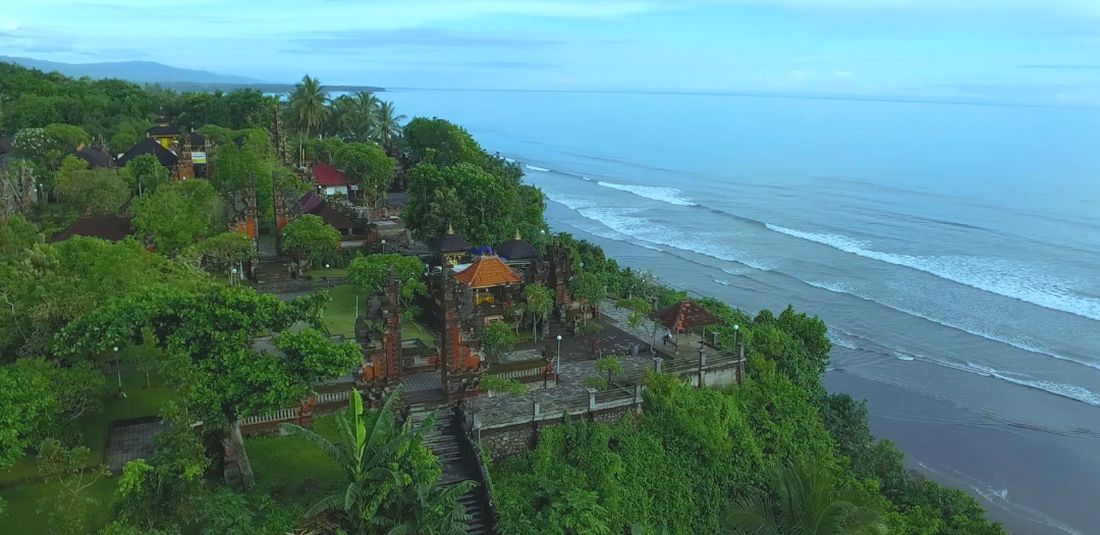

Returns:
3,0,1099,104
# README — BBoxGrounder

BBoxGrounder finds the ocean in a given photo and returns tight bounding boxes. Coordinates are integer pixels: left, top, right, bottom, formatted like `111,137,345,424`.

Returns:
381,88,1100,534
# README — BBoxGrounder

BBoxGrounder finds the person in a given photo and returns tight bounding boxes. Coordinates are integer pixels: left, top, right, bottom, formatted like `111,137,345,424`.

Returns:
662,330,672,346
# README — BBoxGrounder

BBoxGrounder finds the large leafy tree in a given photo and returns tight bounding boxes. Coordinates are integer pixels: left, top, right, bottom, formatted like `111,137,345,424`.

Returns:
347,253,426,300
334,142,396,206
181,231,257,275
121,154,170,197
132,179,220,255
0,214,42,261
281,214,341,268
402,118,485,168
55,168,131,214
570,272,606,326
54,286,360,429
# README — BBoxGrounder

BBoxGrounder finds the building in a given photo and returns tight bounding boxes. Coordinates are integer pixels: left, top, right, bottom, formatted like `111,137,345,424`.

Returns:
312,162,355,197
297,191,357,235
117,138,179,170
453,255,523,321
50,215,133,242
428,226,471,267
74,146,113,169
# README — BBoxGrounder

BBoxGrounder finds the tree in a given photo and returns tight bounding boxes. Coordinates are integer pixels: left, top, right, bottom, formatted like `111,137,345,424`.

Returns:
570,272,606,326
55,286,360,430
525,284,554,341
281,388,443,534
132,179,220,255
55,168,131,214
594,356,623,386
0,359,57,468
347,253,427,307
113,422,210,531
281,214,341,269
35,438,110,535
0,214,42,261
385,478,475,535
122,153,170,196
290,75,330,161
402,118,485,168
110,118,153,154
373,101,405,154
182,231,258,276
481,321,518,360
722,461,885,535
335,142,396,206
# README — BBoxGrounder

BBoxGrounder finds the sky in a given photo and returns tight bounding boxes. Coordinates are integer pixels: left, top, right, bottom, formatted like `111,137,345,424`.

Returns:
2,0,1100,105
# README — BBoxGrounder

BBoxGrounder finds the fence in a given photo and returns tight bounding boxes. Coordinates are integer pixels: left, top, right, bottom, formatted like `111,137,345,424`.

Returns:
487,359,548,383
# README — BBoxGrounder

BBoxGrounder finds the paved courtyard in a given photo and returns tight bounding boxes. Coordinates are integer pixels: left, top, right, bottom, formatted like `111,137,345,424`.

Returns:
104,419,168,472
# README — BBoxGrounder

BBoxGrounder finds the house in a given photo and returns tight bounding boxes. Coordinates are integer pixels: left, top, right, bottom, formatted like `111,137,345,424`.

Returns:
146,122,180,149
427,225,471,267
117,138,179,170
74,146,113,169
50,215,133,242
312,162,356,197
452,255,523,317
298,191,356,235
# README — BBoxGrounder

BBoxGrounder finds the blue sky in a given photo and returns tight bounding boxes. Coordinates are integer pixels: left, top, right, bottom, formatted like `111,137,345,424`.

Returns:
3,0,1099,104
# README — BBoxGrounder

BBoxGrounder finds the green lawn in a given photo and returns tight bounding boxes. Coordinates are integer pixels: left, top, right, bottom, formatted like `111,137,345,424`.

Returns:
1,366,174,487
0,473,118,534
323,284,436,348
246,414,345,507
309,267,349,280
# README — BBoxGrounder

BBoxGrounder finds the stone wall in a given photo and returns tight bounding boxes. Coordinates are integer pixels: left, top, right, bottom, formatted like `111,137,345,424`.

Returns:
478,403,637,458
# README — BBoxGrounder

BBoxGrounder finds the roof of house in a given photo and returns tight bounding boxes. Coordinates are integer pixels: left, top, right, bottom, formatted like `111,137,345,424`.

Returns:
50,215,133,243
313,162,351,187
298,191,354,230
496,231,538,261
654,300,721,334
429,226,470,254
452,255,522,288
147,125,180,137
117,138,178,168
74,147,112,168
187,131,205,147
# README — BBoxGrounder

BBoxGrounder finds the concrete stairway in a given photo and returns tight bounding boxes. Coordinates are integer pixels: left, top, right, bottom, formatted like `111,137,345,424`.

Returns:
409,404,493,535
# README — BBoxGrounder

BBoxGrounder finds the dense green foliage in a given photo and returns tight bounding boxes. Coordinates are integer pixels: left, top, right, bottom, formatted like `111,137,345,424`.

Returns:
347,253,427,304
401,118,547,245
132,179,221,255
281,213,342,267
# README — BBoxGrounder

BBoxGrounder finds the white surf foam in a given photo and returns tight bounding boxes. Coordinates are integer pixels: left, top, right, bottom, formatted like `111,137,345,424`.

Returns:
596,181,697,206
524,164,550,172
712,278,732,287
913,357,1100,407
767,223,1100,322
804,280,1100,371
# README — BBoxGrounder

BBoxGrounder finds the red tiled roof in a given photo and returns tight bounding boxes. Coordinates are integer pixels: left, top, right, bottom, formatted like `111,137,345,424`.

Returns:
453,256,522,288
654,300,720,334
313,162,351,187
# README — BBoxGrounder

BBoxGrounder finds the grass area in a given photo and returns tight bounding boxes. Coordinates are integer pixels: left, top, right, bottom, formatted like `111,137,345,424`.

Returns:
0,366,174,486
323,284,436,348
0,473,118,534
309,267,349,279
246,414,345,507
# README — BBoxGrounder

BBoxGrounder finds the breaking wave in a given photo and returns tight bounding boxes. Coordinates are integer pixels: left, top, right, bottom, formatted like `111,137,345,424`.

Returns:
524,164,550,172
767,224,1100,322
595,181,697,206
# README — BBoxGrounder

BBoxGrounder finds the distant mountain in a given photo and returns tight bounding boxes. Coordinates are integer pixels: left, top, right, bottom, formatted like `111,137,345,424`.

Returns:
0,56,263,85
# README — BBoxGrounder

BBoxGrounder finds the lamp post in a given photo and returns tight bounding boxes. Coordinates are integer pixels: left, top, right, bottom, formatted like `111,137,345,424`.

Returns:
556,334,563,382
113,346,126,399
733,324,740,350
381,239,387,254
230,267,238,286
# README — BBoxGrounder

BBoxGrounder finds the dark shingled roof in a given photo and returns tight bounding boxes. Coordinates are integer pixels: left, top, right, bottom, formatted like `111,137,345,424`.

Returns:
496,232,538,260
429,228,470,254
74,147,112,169
654,300,721,334
147,125,180,137
297,192,354,231
187,131,205,146
50,215,132,243
117,139,178,168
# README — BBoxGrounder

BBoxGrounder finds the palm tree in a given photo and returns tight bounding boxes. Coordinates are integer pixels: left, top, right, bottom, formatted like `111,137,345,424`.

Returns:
354,91,381,140
722,462,885,535
289,75,330,162
329,95,359,139
383,479,476,535
373,100,406,154
282,387,431,534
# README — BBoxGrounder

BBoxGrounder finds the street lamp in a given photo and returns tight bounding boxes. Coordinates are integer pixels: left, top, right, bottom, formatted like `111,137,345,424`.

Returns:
733,324,740,349
113,346,126,399
230,267,238,286
381,239,387,253
556,334,563,382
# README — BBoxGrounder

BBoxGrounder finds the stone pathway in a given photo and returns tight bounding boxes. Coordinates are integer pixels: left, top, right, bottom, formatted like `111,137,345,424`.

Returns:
104,419,167,472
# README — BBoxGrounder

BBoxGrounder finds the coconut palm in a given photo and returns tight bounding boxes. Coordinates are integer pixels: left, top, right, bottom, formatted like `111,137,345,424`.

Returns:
354,91,381,140
282,387,433,534
383,478,476,535
329,94,360,139
373,100,406,154
722,461,885,535
289,75,330,161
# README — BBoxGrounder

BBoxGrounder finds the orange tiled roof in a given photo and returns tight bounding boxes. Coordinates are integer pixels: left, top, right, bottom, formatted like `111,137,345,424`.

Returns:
453,255,522,288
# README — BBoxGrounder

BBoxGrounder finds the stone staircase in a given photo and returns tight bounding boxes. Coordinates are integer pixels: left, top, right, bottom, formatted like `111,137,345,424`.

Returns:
252,259,310,294
408,403,493,535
